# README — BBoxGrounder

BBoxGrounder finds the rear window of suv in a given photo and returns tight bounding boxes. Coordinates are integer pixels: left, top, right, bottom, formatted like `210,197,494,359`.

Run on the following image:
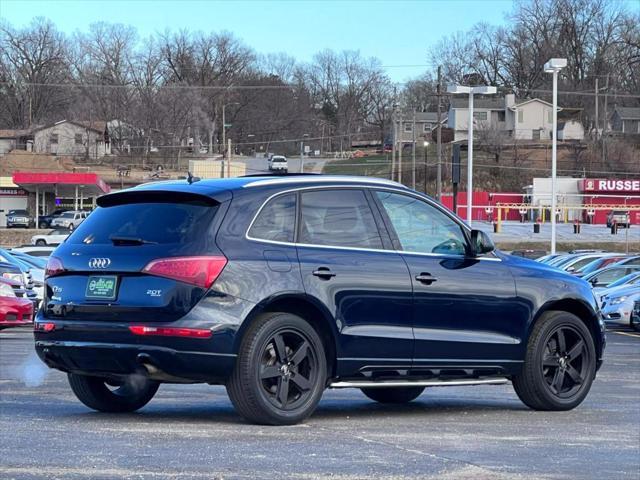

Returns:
68,200,218,246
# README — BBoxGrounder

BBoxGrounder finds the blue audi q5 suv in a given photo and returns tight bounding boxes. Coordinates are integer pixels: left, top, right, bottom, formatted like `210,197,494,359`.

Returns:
35,175,605,425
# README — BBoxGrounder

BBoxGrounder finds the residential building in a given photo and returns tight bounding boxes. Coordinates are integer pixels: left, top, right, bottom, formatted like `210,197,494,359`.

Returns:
33,120,111,158
610,107,640,135
396,112,448,146
448,94,584,142
0,129,33,155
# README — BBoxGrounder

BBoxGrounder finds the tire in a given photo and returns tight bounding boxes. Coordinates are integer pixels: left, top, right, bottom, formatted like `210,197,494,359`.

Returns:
67,373,159,413
226,312,327,425
513,311,596,411
35,239,46,246
39,222,47,229
361,386,425,404
68,223,74,231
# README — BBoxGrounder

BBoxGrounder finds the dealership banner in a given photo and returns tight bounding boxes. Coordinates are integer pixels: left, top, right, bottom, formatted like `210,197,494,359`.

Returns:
580,179,640,193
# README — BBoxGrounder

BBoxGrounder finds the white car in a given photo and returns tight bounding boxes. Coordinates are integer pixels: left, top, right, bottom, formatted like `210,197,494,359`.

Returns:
30,229,70,246
268,155,288,172
601,286,640,326
50,211,88,230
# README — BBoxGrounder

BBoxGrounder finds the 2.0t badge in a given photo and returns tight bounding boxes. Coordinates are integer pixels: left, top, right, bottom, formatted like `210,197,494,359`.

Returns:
88,258,111,269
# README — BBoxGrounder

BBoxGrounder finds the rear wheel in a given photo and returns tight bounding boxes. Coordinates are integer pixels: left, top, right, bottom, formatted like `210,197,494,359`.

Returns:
35,239,46,246
513,311,596,411
361,386,425,404
68,373,159,413
38,222,47,229
226,312,327,425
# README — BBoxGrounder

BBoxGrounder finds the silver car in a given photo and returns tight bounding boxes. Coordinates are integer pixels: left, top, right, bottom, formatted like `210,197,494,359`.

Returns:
50,211,88,230
601,286,640,326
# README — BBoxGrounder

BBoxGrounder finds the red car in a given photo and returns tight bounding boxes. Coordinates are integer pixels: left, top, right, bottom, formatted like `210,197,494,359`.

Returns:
0,278,34,330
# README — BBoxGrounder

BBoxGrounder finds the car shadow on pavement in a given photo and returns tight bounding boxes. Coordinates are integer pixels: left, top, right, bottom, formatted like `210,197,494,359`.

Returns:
54,395,528,425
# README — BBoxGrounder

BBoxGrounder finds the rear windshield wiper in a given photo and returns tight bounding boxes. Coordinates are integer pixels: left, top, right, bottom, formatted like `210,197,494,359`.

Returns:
109,235,158,246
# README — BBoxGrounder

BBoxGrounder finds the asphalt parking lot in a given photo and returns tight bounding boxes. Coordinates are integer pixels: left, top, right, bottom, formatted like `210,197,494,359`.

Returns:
1,327,639,480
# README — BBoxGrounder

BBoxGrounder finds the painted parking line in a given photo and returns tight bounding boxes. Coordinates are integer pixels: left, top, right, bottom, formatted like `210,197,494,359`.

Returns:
611,330,640,338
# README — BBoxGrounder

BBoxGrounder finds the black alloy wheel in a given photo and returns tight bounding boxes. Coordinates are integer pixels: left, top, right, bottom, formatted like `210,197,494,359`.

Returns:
258,328,320,411
226,312,327,425
513,311,596,411
540,325,589,398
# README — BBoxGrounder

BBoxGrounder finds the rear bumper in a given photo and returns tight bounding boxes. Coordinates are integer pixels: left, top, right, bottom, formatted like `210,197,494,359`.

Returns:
35,340,236,383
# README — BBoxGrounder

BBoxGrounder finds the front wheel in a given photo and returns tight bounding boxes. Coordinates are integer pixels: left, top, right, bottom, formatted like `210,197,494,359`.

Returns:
513,311,596,411
226,312,327,425
68,373,159,412
38,222,47,229
68,223,74,231
35,239,46,246
361,386,425,404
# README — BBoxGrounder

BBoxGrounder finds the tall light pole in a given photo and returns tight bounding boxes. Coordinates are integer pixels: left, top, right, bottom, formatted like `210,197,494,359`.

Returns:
447,84,496,226
544,58,567,255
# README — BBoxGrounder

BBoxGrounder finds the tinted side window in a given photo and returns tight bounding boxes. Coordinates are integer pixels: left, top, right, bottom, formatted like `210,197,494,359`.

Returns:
376,191,467,255
300,190,382,249
248,193,296,242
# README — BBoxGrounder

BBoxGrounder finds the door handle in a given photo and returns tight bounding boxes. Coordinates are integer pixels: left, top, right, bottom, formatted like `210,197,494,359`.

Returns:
415,273,437,284
312,267,336,280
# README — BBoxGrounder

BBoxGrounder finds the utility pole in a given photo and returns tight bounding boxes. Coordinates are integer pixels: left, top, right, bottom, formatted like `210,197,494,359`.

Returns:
411,110,416,190
227,138,232,178
391,108,396,181
398,119,403,184
594,78,599,141
222,104,227,156
299,138,304,173
436,65,443,202
602,73,609,165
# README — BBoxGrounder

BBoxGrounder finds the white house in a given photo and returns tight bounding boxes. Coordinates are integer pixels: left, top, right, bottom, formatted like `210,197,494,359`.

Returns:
448,94,583,142
33,120,111,158
558,120,585,141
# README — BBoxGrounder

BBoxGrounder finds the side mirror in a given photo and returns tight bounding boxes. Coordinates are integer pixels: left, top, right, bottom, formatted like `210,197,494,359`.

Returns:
566,266,575,273
470,229,495,256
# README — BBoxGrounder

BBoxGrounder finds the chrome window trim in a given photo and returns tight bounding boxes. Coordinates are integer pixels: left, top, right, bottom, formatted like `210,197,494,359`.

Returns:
244,184,502,262
242,175,403,189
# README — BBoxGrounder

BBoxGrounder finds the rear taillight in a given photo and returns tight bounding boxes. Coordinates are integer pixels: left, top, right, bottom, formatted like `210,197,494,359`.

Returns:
35,322,56,332
45,256,65,278
141,256,227,289
128,325,212,338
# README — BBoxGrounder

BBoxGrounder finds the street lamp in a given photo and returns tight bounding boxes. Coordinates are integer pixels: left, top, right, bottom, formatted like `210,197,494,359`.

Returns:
544,58,567,255
447,84,496,226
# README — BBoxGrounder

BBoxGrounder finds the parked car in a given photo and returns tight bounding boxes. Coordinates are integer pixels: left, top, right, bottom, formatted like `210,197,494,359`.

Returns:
35,175,605,425
594,272,640,303
31,229,70,246
50,211,89,230
0,248,42,303
611,256,640,267
0,278,34,330
6,209,33,228
600,287,640,326
584,265,640,289
0,261,37,305
37,209,70,229
631,300,640,331
535,253,564,264
606,210,630,228
575,256,628,278
510,249,547,260
268,155,288,172
559,253,613,274
10,246,56,257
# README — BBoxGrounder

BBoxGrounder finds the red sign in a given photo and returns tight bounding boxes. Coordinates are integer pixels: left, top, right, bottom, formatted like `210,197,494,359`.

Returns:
581,179,640,193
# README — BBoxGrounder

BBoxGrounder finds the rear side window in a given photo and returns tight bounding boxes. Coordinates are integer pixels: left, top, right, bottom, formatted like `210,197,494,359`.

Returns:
68,201,218,245
299,189,382,249
248,193,296,243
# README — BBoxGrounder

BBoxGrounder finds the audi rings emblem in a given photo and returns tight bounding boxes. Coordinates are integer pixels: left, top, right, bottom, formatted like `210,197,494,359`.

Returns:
88,258,111,269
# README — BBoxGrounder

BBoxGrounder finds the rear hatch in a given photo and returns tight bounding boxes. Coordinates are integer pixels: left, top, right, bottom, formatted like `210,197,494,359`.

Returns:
44,190,227,323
